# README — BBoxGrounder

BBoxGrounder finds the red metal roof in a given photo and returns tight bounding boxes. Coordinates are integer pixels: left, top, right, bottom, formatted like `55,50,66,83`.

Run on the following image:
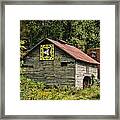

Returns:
47,38,99,64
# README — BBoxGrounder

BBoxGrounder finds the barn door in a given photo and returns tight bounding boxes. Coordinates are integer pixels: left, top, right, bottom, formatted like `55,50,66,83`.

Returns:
83,76,91,89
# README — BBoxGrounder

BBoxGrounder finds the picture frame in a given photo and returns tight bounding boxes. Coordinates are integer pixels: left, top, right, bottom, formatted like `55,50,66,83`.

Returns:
0,0,119,119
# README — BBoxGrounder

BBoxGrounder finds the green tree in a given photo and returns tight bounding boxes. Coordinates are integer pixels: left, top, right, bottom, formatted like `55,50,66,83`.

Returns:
20,20,100,56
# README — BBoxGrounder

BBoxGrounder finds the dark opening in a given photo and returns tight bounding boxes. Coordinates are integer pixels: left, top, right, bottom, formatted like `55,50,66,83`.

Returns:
21,64,33,68
83,76,91,89
61,62,67,67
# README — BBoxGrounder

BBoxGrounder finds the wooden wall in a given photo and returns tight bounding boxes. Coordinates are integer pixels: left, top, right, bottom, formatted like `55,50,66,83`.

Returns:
21,40,98,88
21,43,76,87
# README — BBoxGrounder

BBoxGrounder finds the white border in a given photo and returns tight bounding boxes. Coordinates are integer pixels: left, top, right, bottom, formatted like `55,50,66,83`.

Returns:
5,5,115,115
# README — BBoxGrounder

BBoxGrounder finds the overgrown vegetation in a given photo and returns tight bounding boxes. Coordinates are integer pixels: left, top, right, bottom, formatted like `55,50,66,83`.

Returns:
20,20,100,100
20,76,100,100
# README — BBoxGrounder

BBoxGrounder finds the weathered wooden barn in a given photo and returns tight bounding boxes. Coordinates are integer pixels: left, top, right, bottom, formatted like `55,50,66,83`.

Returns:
21,38,99,88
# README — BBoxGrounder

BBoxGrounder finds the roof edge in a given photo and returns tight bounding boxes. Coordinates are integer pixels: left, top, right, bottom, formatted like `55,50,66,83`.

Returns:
21,38,100,65
21,38,46,59
47,38,99,65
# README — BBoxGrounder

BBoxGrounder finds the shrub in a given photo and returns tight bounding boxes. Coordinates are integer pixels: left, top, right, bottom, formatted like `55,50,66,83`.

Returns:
20,75,100,100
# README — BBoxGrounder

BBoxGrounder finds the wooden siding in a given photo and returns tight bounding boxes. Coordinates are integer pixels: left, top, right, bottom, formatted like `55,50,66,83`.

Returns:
22,44,75,87
21,39,98,88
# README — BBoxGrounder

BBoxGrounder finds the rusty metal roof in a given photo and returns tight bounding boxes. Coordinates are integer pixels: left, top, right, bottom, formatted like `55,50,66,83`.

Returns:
47,38,99,64
23,38,99,64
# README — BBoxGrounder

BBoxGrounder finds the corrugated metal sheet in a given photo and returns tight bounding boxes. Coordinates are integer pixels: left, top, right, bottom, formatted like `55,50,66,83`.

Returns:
47,38,99,64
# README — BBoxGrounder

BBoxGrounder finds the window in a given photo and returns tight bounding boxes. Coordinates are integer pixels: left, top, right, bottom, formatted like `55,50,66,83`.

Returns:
21,64,33,68
61,62,67,67
91,51,96,58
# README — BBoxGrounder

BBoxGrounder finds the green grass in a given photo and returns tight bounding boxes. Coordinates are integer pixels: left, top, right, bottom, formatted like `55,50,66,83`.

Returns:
20,75,100,100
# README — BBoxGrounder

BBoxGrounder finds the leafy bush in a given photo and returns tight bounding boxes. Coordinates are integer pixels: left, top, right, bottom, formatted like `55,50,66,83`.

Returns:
20,75,100,100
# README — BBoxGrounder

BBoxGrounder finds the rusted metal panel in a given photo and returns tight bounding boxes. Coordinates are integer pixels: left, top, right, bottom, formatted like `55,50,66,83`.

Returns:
47,38,99,64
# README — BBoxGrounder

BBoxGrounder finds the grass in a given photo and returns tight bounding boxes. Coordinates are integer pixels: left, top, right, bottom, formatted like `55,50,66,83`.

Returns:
20,75,100,100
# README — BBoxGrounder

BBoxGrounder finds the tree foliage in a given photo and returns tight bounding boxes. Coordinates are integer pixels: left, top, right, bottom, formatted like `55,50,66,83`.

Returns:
20,20,100,57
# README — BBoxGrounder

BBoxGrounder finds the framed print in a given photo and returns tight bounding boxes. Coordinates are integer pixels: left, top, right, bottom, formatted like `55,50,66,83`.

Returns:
0,0,119,119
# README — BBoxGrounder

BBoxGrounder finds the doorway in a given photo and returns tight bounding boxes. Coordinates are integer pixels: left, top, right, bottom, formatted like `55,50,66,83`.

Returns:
83,76,91,89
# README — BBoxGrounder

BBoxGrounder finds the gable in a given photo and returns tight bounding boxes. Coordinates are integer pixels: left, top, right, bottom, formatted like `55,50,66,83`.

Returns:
22,38,99,65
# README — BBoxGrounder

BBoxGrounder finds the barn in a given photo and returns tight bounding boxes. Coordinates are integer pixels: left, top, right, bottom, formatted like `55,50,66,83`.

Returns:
21,38,99,89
